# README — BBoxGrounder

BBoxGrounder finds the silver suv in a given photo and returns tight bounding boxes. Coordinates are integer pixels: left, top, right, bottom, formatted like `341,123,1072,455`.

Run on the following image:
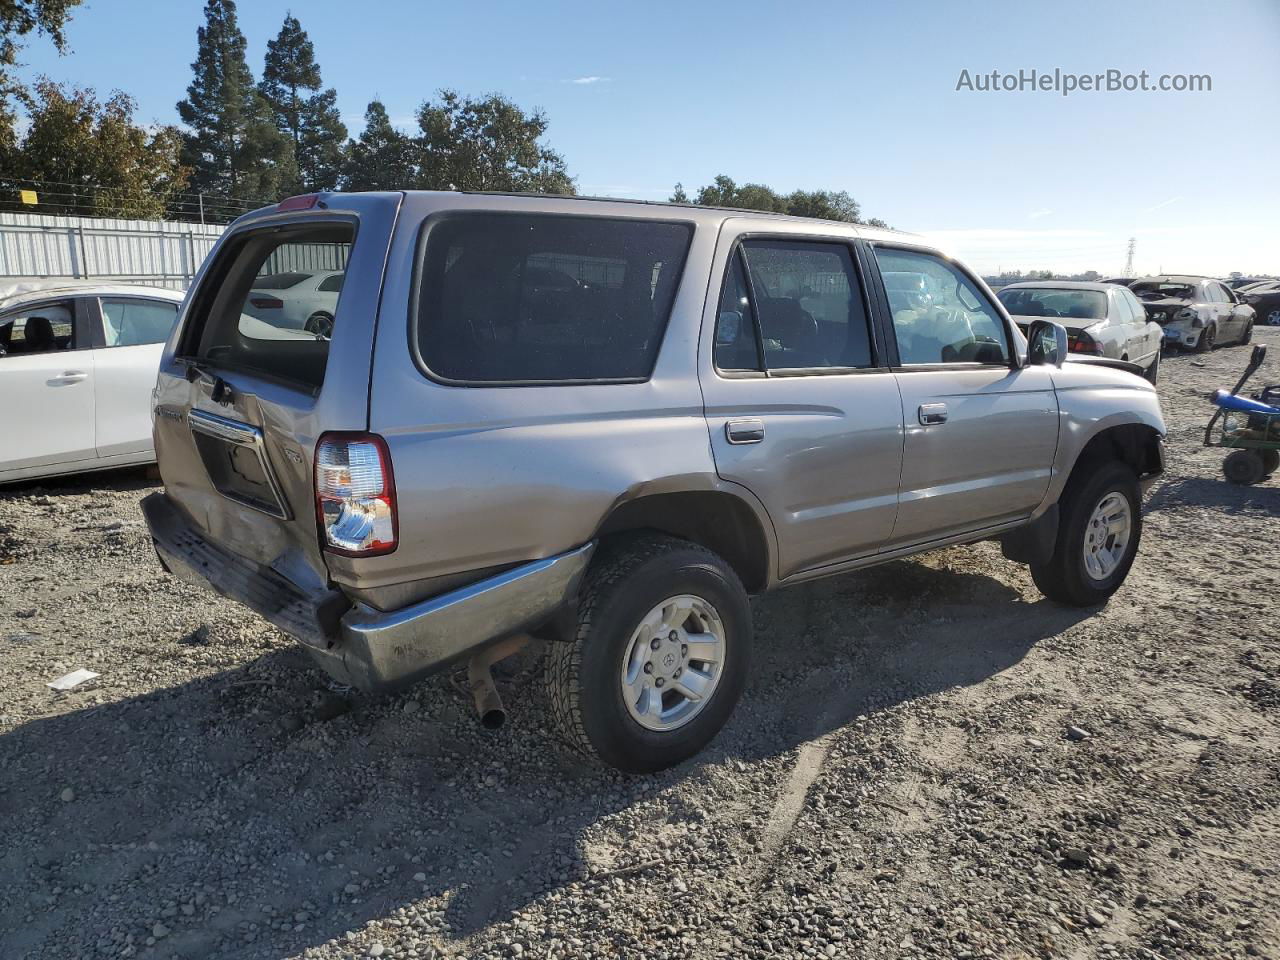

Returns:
143,192,1165,772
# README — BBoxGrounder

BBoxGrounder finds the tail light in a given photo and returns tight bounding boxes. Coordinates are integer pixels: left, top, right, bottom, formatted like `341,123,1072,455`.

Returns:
1069,333,1103,355
249,296,283,309
314,433,397,556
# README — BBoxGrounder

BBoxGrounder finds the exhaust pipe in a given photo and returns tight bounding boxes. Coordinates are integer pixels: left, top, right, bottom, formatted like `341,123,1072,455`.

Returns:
467,635,530,730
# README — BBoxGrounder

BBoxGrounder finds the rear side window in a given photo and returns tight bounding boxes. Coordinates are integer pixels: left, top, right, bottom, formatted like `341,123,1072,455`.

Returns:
184,223,353,390
101,299,179,347
415,214,692,384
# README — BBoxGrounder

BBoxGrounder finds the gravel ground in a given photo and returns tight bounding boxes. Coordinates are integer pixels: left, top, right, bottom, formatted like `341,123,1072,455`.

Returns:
2,331,1278,960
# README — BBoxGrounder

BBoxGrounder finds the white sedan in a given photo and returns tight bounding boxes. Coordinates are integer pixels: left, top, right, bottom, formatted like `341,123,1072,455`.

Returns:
243,270,343,337
0,282,185,483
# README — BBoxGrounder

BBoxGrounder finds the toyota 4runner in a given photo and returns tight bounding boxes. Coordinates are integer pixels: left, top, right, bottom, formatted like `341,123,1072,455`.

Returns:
143,192,1165,772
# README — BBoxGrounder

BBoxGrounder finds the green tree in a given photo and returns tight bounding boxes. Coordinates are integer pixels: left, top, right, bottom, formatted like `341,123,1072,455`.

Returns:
260,13,346,191
176,0,294,205
1,0,86,157
670,175,878,225
9,79,188,218
341,99,415,191
415,90,573,194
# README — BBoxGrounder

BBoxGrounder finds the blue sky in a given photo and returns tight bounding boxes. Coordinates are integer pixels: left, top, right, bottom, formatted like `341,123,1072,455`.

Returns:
12,0,1280,275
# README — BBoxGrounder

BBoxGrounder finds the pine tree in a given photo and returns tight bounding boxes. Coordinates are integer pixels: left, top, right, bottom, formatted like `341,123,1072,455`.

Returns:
176,0,293,206
340,100,415,191
260,14,346,191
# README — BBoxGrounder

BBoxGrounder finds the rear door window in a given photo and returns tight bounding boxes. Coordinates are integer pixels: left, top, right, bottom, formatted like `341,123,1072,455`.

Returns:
414,213,692,384
183,224,353,390
101,298,179,347
738,240,873,371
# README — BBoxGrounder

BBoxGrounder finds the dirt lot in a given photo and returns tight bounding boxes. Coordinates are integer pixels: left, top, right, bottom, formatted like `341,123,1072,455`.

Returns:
2,332,1278,960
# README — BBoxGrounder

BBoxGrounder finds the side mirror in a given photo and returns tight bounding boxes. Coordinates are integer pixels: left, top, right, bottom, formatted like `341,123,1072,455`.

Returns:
1027,319,1068,368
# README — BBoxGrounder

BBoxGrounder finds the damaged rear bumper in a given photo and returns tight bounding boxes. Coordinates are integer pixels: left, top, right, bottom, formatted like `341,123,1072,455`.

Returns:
141,493,593,693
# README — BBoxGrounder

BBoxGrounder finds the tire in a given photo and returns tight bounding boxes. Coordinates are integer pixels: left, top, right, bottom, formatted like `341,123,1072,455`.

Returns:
546,535,751,773
305,312,334,338
1261,449,1280,475
1223,449,1266,485
1031,461,1142,607
1194,324,1216,353
1143,350,1160,385
1266,309,1280,327
1241,322,1254,345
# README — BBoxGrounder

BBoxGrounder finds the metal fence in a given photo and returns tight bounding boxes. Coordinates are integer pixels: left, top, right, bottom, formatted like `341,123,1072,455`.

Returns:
0,213,228,291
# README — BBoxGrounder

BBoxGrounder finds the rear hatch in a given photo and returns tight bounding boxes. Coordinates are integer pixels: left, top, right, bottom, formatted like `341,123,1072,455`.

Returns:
153,193,402,592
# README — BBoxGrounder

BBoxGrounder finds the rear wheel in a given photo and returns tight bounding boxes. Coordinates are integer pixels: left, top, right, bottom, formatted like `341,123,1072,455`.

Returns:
1143,350,1161,385
305,312,334,338
1031,461,1142,607
1195,324,1216,353
546,535,751,773
1223,449,1266,485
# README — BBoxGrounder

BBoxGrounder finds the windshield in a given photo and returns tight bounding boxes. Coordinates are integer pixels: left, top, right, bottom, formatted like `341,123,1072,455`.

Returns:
1132,282,1196,300
997,287,1107,321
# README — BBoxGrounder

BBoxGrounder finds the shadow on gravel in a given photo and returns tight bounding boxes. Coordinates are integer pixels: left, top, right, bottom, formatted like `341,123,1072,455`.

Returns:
1144,475,1280,515
0,558,1092,958
0,465,157,499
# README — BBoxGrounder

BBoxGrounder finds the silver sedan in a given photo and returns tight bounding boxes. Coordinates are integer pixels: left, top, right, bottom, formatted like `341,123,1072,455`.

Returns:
998,280,1164,382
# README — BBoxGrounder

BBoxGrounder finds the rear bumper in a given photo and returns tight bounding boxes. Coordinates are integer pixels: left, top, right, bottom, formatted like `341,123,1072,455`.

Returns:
141,493,593,693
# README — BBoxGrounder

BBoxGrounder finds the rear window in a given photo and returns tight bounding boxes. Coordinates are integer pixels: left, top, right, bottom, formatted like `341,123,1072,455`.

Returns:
997,287,1107,321
184,223,353,391
414,213,692,384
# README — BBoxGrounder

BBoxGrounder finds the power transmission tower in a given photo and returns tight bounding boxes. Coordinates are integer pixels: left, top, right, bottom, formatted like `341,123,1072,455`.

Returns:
1124,237,1136,276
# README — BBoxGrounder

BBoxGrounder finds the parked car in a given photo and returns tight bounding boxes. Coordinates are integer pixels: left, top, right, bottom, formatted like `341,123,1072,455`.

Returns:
997,281,1163,382
0,282,186,483
1130,275,1255,351
243,269,344,336
1238,281,1280,326
142,192,1166,773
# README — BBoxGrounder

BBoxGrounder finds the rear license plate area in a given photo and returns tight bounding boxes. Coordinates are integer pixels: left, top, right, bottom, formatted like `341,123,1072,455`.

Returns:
189,410,292,519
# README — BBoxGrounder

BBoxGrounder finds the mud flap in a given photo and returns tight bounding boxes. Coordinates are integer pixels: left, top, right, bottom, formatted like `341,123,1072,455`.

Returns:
999,504,1059,566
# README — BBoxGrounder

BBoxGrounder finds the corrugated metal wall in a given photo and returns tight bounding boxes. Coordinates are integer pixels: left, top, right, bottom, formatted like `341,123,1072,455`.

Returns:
0,213,226,291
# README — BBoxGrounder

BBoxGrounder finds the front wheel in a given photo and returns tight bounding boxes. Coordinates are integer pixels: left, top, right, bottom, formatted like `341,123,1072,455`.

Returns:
1195,324,1216,353
1240,321,1254,345
1031,461,1142,607
546,535,751,773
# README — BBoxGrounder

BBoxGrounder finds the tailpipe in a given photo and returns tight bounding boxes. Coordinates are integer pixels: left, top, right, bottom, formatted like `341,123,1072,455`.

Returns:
467,635,530,730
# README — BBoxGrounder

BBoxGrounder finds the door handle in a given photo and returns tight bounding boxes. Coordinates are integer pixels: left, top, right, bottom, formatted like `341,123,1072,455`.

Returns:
725,418,765,444
47,370,88,386
918,402,948,425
